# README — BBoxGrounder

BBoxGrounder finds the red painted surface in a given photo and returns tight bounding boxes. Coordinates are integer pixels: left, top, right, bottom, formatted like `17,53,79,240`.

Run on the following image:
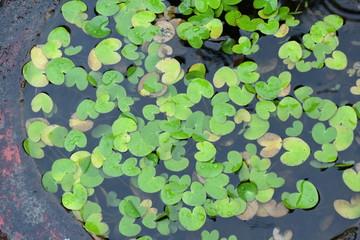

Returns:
0,0,91,239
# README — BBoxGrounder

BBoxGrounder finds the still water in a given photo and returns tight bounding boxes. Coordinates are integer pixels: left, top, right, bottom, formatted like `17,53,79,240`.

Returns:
24,0,360,239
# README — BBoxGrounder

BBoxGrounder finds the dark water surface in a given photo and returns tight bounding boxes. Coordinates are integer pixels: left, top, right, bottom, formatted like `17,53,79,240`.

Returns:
24,0,360,239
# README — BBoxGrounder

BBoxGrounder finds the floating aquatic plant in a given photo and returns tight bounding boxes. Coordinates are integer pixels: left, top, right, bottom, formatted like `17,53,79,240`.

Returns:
22,0,358,239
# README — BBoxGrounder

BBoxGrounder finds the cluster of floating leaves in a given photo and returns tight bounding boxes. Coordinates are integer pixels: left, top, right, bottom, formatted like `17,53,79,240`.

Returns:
22,0,360,239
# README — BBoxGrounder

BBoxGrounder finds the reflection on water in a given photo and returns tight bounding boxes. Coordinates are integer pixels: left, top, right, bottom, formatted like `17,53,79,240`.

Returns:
24,0,360,239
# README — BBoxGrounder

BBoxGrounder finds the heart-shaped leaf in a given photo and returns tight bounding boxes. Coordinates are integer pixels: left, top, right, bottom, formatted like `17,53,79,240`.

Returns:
278,41,302,62
214,197,246,217
277,97,302,121
23,61,49,87
255,76,282,100
182,182,206,206
31,93,54,113
343,166,360,192
280,137,310,166
64,129,87,152
244,114,270,140
314,143,338,163
285,120,303,137
204,174,229,199
156,58,182,85
229,85,255,106
119,216,141,237
223,150,243,173
194,141,216,162
84,16,111,38
196,161,223,178
334,195,360,219
281,180,319,209
138,166,166,193
46,57,75,85
187,78,214,104
237,61,260,84
62,183,88,210
95,38,122,65
213,66,238,88
311,122,337,144
179,206,206,231
51,158,76,182
61,0,88,27
85,213,109,236
257,133,282,158
325,50,347,70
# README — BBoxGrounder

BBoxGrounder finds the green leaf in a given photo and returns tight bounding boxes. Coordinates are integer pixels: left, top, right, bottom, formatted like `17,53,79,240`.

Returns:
204,174,229,199
64,129,87,152
51,158,76,182
243,114,269,140
23,61,48,87
84,16,111,38
329,106,357,130
277,97,302,121
65,67,88,90
119,216,141,237
62,183,88,210
95,94,115,113
325,50,347,70
85,213,109,236
342,167,360,192
311,123,337,144
278,41,302,62
48,27,71,47
237,61,260,84
95,38,122,65
314,143,338,163
96,0,121,16
223,151,243,173
42,171,58,193
187,78,214,103
229,85,255,106
31,93,53,113
61,0,88,27
156,58,182,84
179,206,207,231
194,141,216,162
281,180,319,209
23,139,44,159
255,76,281,100
76,99,99,120
138,166,166,193
46,57,75,85
280,137,310,166
214,197,246,217
213,66,238,88
182,182,206,206
285,120,303,137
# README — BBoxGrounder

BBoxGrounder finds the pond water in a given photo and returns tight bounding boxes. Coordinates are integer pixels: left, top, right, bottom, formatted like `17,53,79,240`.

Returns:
23,0,360,239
